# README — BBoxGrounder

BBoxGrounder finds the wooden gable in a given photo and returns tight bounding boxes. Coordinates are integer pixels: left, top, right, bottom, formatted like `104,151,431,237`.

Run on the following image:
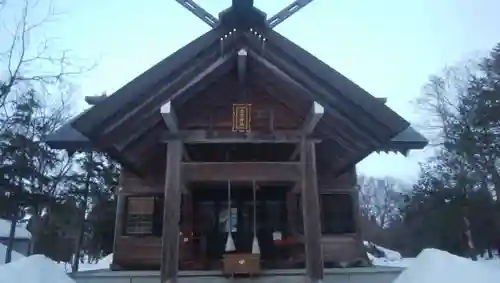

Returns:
45,3,427,176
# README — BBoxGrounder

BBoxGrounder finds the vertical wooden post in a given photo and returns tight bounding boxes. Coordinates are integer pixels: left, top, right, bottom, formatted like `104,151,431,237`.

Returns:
300,138,324,283
180,192,194,269
111,190,125,270
161,140,183,283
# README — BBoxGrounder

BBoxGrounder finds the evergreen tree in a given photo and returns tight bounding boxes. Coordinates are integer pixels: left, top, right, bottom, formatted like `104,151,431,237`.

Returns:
65,152,119,269
396,42,500,258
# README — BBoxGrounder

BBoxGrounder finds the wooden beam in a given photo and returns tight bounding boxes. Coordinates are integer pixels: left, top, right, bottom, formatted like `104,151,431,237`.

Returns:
245,45,394,144
261,30,409,134
160,140,183,283
182,162,301,181
302,101,324,134
237,48,247,83
115,121,162,151
160,101,179,134
249,61,378,150
300,139,324,282
71,28,222,137
160,130,321,144
101,51,234,145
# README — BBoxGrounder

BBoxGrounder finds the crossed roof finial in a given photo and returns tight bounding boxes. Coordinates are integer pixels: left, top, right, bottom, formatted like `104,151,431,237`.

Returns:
173,0,316,29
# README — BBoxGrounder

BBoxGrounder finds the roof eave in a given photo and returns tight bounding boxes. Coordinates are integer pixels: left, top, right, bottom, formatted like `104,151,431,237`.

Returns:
71,28,224,138
380,126,429,155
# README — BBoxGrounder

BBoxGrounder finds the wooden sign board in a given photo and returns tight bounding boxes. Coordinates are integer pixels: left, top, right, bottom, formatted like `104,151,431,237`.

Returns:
232,104,251,132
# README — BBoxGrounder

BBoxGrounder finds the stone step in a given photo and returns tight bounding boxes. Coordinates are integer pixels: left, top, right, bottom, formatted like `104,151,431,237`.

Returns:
72,267,404,283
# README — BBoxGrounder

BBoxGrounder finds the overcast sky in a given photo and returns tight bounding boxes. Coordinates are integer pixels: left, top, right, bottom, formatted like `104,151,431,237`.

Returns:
2,0,499,182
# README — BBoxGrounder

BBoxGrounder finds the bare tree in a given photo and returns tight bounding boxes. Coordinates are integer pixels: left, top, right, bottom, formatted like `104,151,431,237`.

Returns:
415,62,479,146
0,0,88,110
358,175,408,229
0,0,91,263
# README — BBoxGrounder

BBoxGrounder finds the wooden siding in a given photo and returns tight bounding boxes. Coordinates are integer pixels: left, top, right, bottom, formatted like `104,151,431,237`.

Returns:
176,74,309,132
318,166,357,192
121,169,163,194
322,235,367,264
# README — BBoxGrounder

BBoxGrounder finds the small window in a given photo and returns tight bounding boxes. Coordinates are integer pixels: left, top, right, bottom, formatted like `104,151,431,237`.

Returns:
124,196,163,236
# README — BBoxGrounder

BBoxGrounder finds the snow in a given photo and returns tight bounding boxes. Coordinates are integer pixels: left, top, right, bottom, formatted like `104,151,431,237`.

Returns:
364,241,414,267
0,219,31,239
373,245,401,261
370,254,415,268
58,253,113,272
365,241,500,270
0,255,74,283
0,243,25,265
394,248,500,283
77,253,112,271
364,241,402,261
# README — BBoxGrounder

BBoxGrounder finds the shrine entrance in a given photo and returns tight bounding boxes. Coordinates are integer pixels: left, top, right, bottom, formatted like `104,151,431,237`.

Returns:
189,182,297,270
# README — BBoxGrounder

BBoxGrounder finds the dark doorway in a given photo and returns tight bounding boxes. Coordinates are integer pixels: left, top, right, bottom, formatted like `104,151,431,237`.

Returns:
190,182,292,269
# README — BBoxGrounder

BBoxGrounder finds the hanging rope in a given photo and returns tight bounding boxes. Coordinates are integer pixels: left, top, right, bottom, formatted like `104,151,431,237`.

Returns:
225,180,235,252
252,180,260,254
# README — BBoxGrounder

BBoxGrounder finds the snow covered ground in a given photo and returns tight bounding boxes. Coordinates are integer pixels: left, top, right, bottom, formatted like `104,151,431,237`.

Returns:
58,254,113,272
365,241,500,270
394,248,500,283
0,243,25,264
0,218,31,239
2,243,500,282
366,242,500,282
365,241,414,268
0,255,74,283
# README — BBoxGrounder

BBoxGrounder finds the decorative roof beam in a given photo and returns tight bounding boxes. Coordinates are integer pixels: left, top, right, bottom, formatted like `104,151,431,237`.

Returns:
104,53,235,146
160,101,179,134
159,130,321,144
237,49,247,84
267,0,315,28
71,28,222,137
302,101,324,134
377,97,387,104
173,0,219,28
84,94,107,105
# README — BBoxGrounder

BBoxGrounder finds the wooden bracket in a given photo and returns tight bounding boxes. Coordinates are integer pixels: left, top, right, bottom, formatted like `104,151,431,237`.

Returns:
160,101,179,134
302,101,324,134
237,49,247,84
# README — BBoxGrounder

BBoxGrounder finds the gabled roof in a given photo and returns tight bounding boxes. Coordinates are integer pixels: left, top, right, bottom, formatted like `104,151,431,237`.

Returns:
71,28,225,138
46,4,427,176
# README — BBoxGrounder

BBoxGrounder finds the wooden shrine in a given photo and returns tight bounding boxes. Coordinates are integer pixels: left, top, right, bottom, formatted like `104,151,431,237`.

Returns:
45,1,428,282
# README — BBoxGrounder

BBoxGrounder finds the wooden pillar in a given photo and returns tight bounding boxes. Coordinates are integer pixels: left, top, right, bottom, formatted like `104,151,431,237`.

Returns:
180,192,194,269
161,140,183,283
111,173,127,270
300,139,324,282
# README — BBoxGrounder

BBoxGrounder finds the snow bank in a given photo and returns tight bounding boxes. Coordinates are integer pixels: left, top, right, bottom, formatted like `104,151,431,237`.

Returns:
393,248,500,283
79,253,112,271
0,243,25,265
0,255,74,283
0,219,31,239
364,241,411,267
58,253,113,272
